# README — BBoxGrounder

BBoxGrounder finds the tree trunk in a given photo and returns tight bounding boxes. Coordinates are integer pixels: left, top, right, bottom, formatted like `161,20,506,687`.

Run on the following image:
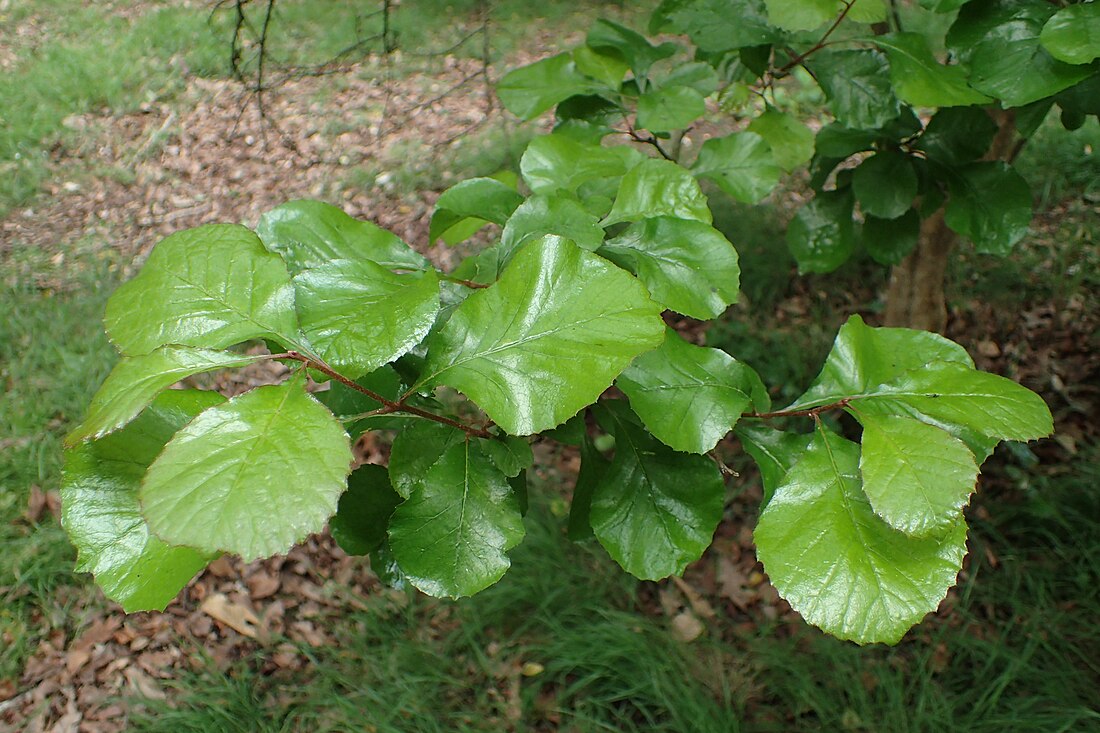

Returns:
882,110,1020,333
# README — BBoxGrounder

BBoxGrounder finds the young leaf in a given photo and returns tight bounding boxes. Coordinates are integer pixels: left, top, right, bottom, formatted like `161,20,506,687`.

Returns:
256,200,428,275
520,134,629,196
785,190,855,274
690,132,782,204
388,441,525,598
1040,4,1100,65
637,85,708,132
747,110,815,172
943,162,1032,256
429,178,524,245
141,378,353,561
853,151,918,220
734,424,811,506
105,224,300,356
67,346,266,446
861,209,920,266
810,49,900,131
420,236,664,435
604,159,714,225
61,390,222,612
389,421,467,499
754,428,968,644
294,260,440,379
874,33,992,107
500,194,605,253
590,403,725,580
328,464,402,556
497,53,600,119
857,413,978,537
617,328,765,453
598,216,740,320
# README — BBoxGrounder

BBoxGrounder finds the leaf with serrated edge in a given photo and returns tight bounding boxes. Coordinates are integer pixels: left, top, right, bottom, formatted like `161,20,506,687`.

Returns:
105,224,301,356
419,236,664,435
388,441,525,598
294,260,439,379
62,390,222,612
256,200,428,275
857,413,977,537
141,378,352,561
590,402,725,580
604,159,713,226
599,216,740,320
67,346,265,446
617,328,764,453
755,428,968,644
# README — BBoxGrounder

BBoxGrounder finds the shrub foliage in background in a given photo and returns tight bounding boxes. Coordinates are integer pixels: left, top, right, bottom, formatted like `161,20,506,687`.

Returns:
59,0,1084,644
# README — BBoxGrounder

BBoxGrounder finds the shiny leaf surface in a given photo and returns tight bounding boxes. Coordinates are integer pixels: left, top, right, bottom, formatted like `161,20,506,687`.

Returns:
605,159,713,225
328,464,401,556
690,132,782,204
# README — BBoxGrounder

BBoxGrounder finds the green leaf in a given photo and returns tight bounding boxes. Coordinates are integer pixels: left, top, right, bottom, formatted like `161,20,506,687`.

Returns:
573,46,630,88
67,346,265,446
605,159,714,225
734,424,811,506
420,236,664,435
652,0,781,51
791,314,974,410
857,413,978,537
429,178,525,245
482,436,534,478
690,132,782,204
568,437,609,540
598,216,740,320
814,123,878,159
586,19,679,84
747,110,815,172
785,190,855,274
637,85,708,132
590,403,725,580
915,107,998,166
617,328,765,453
853,151,918,220
859,361,1054,442
498,53,600,119
388,441,525,598
105,224,300,356
520,134,629,196
389,421,467,499
141,378,353,561
944,161,1032,255
256,200,428,275
861,209,920,266
810,50,901,131
501,194,605,254
874,33,992,107
660,62,722,96
317,366,408,434
848,0,886,23
293,260,439,379
765,0,839,31
754,428,968,644
1040,3,1100,64
62,390,221,612
328,464,401,556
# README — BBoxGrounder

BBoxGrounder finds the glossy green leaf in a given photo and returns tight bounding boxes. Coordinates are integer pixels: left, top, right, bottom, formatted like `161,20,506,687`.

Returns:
598,216,740,320
105,224,300,356
1040,4,1100,65
420,236,664,435
811,50,900,131
617,329,765,453
862,210,920,266
389,421,467,499
481,436,534,478
915,107,998,166
67,346,265,446
755,428,968,644
691,132,782,204
944,162,1032,255
388,441,525,598
520,134,629,196
765,0,838,31
857,413,978,537
500,194,605,254
573,45,630,88
328,464,401,556
660,62,722,96
814,123,877,159
568,437,609,540
747,110,815,172
652,0,781,51
429,178,524,245
61,390,222,612
497,53,599,119
875,33,992,107
785,190,855,274
586,19,678,84
605,159,713,225
590,403,725,580
848,0,886,23
853,151,918,220
256,200,428,275
637,85,708,132
734,424,811,506
294,260,439,378
141,378,353,561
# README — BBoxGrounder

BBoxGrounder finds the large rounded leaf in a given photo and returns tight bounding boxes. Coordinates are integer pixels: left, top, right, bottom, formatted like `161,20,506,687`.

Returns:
519,134,629,196
944,162,1032,256
810,50,900,131
497,53,599,120
105,224,300,356
747,110,815,172
755,429,968,644
419,236,664,435
388,441,525,598
141,379,353,560
294,260,439,379
429,178,524,246
604,159,713,226
62,390,222,612
785,190,855,274
1040,4,1100,65
690,132,782,204
853,151,918,220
